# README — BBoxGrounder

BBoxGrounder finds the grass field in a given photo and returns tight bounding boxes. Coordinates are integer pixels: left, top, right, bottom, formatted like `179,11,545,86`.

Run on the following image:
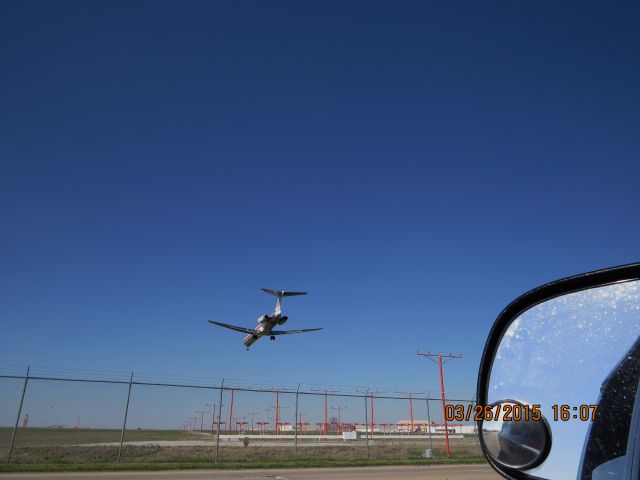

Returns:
0,457,488,473
0,427,196,447
0,428,481,466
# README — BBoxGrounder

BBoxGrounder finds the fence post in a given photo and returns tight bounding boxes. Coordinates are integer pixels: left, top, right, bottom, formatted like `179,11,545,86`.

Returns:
215,379,224,463
294,384,300,462
364,393,370,461
6,366,29,464
117,372,134,463
426,394,433,455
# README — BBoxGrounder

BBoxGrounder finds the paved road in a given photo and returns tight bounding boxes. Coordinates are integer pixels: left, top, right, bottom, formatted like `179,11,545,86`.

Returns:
0,465,501,480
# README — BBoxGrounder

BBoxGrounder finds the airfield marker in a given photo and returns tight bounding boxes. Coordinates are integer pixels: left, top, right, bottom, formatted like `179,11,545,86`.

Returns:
257,421,268,433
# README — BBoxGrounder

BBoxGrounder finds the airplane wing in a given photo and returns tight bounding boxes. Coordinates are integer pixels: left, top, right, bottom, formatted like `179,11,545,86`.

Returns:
261,288,308,297
269,328,323,335
208,320,255,334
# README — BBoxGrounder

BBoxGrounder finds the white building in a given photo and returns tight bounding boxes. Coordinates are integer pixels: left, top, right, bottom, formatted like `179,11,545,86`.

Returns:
395,421,476,434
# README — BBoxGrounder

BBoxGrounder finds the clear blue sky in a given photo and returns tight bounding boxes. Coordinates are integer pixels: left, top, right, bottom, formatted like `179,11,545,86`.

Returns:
2,1,639,399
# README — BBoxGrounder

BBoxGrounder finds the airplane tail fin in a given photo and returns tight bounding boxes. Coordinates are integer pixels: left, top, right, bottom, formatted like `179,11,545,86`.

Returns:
260,288,307,297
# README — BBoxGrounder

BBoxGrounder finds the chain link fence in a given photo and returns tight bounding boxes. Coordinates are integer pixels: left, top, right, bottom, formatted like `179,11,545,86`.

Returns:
1,366,479,465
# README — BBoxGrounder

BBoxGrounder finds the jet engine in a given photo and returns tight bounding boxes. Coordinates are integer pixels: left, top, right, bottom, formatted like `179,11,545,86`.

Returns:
277,316,288,325
258,314,270,323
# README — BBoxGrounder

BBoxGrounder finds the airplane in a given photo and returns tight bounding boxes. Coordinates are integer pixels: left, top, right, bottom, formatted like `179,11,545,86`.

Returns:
208,289,322,349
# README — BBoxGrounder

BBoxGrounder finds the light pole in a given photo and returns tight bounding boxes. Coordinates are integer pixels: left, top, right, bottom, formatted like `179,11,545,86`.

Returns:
396,391,425,435
247,411,259,432
296,411,308,432
331,406,347,433
227,388,235,434
417,351,463,457
236,419,248,433
268,403,290,434
357,389,384,437
311,389,339,435
275,391,279,435
196,410,206,432
206,403,217,435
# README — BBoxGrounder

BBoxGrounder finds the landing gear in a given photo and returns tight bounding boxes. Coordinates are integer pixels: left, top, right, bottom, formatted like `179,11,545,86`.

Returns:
270,335,276,341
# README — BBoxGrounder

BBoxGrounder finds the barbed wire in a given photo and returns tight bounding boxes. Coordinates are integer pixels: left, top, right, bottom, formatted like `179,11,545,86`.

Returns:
0,363,475,400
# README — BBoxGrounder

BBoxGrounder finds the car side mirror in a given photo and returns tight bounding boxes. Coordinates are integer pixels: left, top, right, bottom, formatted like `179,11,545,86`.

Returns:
477,264,640,480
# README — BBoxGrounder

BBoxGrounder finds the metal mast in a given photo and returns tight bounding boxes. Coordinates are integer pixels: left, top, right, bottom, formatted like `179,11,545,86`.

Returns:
417,351,462,457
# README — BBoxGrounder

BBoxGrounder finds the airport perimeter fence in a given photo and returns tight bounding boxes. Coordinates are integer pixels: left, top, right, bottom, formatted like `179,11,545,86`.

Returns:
0,366,481,465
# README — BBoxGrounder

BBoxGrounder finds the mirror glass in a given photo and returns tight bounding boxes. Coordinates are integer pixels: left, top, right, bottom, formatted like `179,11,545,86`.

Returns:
482,400,551,469
486,280,640,479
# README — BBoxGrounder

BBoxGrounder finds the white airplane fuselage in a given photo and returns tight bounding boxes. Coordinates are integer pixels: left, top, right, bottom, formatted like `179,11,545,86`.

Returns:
209,289,320,349
243,309,288,347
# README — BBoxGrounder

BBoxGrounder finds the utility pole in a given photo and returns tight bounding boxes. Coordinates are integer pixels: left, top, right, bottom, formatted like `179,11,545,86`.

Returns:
417,351,462,457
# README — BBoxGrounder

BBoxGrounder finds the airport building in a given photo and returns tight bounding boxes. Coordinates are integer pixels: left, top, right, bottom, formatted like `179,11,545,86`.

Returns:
395,421,476,434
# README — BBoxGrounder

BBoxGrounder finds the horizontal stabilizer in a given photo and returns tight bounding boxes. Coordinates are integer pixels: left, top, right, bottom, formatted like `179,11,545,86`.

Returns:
208,320,254,334
270,328,323,335
261,288,308,297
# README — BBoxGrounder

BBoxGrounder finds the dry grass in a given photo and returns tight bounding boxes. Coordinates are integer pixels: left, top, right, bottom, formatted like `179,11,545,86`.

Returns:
3,444,471,464
0,427,196,447
0,428,481,465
